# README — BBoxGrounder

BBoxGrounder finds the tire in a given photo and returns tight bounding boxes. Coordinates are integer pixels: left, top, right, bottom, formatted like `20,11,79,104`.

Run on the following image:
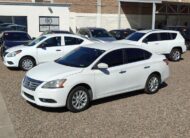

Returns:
144,74,161,94
19,57,35,71
66,86,90,113
169,48,181,61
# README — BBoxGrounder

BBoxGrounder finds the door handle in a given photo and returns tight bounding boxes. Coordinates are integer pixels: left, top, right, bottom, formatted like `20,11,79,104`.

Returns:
56,49,61,51
144,66,150,69
119,70,126,74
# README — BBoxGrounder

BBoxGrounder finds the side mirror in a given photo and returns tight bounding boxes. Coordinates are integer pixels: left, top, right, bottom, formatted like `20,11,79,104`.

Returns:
84,35,89,38
143,39,148,44
32,37,36,40
97,63,108,69
38,43,46,50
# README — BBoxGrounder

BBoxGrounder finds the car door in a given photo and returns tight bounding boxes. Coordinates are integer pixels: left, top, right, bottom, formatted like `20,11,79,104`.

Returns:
141,33,162,54
37,36,63,63
122,48,152,91
94,49,128,98
62,36,84,56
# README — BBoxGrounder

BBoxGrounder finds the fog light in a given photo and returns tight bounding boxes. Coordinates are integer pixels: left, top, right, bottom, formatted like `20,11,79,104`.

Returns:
39,98,57,103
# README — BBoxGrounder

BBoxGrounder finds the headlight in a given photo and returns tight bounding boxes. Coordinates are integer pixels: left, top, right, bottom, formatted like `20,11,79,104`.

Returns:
42,79,66,89
7,50,22,57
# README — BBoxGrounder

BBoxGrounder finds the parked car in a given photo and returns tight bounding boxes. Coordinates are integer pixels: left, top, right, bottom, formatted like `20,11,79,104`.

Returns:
3,34,93,71
163,26,190,49
109,29,136,40
0,31,32,57
21,43,170,112
41,30,72,36
77,27,116,42
116,30,187,61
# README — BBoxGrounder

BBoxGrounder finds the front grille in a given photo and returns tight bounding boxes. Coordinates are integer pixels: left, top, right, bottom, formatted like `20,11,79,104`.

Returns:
23,76,43,91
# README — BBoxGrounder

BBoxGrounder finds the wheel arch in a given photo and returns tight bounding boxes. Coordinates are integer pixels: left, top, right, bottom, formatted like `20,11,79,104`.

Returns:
172,47,182,53
68,83,93,101
19,55,37,66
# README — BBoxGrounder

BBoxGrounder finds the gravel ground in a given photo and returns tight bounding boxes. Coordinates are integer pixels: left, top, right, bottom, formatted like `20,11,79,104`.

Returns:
0,53,190,138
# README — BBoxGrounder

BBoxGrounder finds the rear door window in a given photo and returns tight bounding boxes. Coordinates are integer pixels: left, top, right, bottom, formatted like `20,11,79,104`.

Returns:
159,33,171,41
124,48,152,64
170,33,177,40
64,37,84,45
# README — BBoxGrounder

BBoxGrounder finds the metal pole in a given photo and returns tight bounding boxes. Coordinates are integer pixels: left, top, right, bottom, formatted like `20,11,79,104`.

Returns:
118,1,121,29
152,2,156,30
96,0,101,27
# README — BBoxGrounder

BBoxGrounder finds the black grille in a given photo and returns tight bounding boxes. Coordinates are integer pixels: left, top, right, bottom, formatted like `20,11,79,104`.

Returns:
24,92,34,101
23,76,43,91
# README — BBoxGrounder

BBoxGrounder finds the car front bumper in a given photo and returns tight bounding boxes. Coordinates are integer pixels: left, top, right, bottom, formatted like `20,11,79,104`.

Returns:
21,84,69,108
3,55,20,67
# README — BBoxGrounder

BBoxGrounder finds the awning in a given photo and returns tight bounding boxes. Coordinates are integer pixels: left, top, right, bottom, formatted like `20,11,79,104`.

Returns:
118,0,162,3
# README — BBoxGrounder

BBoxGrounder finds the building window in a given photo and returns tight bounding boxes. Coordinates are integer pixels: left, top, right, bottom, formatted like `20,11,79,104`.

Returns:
0,16,27,32
39,16,59,32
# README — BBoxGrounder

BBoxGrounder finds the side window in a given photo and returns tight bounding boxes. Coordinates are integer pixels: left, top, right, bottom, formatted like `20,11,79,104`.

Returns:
124,48,152,64
159,33,171,41
170,33,177,40
42,37,61,47
99,49,124,68
64,37,84,46
144,33,159,42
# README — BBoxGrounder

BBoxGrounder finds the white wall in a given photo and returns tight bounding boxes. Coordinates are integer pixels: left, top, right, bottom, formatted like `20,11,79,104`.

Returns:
0,5,70,37
70,13,152,32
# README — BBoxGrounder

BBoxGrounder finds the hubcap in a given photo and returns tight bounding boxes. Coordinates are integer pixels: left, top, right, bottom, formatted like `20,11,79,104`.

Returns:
172,51,180,61
72,90,88,110
22,59,33,70
148,77,159,92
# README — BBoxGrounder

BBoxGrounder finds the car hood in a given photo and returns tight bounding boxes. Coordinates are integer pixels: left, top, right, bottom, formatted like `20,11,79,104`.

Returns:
4,40,30,49
26,62,84,81
115,39,139,45
6,45,29,53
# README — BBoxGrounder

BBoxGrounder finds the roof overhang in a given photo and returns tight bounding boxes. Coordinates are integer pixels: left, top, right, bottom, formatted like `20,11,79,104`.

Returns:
118,0,162,3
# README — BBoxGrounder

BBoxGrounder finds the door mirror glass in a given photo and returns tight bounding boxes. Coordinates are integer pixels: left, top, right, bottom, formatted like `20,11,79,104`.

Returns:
84,35,89,38
143,38,148,44
97,63,108,69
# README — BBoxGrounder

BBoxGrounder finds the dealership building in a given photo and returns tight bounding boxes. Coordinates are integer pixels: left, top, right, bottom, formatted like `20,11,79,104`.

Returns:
0,0,190,37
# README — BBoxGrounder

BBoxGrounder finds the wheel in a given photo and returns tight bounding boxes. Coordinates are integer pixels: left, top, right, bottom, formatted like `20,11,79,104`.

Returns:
19,57,35,71
169,48,181,61
66,86,90,112
144,74,161,94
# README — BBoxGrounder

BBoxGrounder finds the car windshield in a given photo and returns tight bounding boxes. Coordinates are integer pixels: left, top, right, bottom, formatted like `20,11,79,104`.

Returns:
90,29,111,38
4,32,31,41
27,36,46,46
126,32,145,41
55,47,105,68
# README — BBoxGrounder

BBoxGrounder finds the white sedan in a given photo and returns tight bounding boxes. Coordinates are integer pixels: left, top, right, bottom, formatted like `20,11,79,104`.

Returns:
21,43,169,112
3,34,93,70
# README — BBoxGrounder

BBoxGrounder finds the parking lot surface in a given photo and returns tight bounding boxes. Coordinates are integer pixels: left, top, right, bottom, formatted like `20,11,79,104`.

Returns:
0,53,190,138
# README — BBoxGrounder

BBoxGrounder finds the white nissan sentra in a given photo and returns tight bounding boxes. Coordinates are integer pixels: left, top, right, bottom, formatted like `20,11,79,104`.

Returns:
3,34,93,70
21,43,170,112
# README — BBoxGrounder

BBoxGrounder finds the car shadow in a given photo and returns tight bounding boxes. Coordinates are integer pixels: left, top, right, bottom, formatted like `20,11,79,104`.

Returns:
28,82,168,113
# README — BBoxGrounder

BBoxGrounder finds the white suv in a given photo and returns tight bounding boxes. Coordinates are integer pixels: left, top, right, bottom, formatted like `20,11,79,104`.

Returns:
117,30,187,61
21,43,169,112
3,34,93,70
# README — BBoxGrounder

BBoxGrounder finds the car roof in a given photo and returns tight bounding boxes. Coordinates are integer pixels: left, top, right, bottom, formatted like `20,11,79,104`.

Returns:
3,30,28,33
82,43,142,51
42,33,85,38
79,27,106,30
137,29,178,33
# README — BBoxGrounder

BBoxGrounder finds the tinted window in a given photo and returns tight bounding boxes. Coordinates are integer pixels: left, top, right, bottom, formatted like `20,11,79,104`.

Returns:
64,37,84,45
170,33,177,40
126,32,145,41
124,48,152,63
56,47,105,68
99,49,123,68
42,37,61,47
90,29,111,38
160,33,171,41
4,32,30,41
144,33,159,42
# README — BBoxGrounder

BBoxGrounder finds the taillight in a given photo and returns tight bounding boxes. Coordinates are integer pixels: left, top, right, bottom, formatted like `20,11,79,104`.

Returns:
163,59,169,65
